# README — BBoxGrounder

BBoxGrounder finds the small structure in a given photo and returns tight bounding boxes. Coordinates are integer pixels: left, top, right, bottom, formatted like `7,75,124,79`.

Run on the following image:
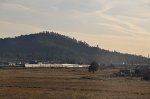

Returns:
9,62,16,66
119,69,135,77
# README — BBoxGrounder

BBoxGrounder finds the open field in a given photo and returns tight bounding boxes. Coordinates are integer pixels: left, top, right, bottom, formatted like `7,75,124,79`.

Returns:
0,68,149,99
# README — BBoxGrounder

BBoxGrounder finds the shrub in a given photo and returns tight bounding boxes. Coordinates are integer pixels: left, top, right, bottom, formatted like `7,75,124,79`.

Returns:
143,70,150,80
88,61,99,73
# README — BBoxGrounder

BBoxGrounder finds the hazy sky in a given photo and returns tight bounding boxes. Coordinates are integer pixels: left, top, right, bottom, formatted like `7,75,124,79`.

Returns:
0,0,150,57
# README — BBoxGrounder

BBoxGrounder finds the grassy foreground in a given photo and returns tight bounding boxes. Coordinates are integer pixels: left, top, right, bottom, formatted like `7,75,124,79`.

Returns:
0,68,149,99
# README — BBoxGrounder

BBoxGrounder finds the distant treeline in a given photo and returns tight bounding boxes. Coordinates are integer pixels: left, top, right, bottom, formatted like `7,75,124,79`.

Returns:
0,31,149,64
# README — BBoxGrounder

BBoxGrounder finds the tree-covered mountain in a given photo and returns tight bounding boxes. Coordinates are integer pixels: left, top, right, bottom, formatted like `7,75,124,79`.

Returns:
0,31,149,65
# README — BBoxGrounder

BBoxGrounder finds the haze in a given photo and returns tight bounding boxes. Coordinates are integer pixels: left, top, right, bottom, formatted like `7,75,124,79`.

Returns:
0,0,150,57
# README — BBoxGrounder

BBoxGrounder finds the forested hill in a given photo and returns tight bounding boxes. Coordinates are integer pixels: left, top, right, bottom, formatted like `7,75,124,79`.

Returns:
0,31,149,64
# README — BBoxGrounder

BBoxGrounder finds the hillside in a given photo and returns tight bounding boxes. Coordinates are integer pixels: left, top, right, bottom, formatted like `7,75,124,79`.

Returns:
0,31,149,64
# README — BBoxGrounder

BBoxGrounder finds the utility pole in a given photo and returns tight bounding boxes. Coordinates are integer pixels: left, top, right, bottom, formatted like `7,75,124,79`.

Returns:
148,54,150,66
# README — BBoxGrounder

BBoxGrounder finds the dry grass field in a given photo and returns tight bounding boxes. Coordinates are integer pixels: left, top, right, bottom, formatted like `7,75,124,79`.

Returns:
0,68,149,99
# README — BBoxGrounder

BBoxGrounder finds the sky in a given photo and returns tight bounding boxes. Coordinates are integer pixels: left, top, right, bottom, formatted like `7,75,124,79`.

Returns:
0,0,150,57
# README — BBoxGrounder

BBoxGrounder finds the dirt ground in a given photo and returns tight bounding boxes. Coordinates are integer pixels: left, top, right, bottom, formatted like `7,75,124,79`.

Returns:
0,68,149,99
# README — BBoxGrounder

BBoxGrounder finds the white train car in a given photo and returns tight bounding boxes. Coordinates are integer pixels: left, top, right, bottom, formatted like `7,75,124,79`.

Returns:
61,64,89,68
25,63,89,68
25,63,62,68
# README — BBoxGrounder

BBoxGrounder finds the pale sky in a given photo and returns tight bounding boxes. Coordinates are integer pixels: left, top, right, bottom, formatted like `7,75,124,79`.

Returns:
0,0,150,57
